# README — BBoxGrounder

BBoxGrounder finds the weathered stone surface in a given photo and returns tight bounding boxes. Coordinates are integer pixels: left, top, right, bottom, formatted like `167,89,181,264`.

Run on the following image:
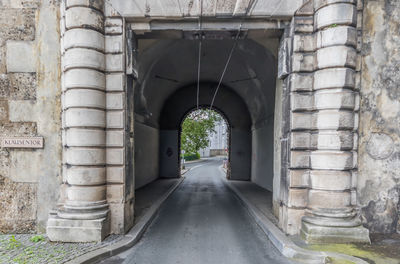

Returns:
358,0,400,234
0,175,37,233
6,41,36,72
0,8,36,41
0,73,36,100
0,100,8,121
0,122,37,136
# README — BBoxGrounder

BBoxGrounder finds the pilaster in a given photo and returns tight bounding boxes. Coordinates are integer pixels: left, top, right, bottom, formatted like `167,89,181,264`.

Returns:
299,0,370,243
47,0,110,242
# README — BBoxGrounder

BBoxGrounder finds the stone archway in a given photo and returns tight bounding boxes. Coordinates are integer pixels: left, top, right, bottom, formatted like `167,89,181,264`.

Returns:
48,0,370,244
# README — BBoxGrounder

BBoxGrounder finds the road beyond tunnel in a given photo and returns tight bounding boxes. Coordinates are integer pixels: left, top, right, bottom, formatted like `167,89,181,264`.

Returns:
101,158,294,264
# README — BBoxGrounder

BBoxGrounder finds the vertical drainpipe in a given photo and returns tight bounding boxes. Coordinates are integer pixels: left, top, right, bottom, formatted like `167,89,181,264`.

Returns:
47,0,109,242
300,0,370,243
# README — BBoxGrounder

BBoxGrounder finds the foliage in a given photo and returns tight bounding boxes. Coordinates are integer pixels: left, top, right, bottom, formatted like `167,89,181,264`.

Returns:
184,152,200,161
6,235,21,250
29,235,44,243
181,109,223,155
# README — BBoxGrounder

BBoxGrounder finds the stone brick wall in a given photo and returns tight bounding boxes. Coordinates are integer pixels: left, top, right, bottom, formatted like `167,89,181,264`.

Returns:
0,0,61,233
359,0,400,234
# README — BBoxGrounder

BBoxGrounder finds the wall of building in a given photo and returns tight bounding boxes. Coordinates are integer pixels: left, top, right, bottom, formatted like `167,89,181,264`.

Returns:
359,0,400,234
0,0,61,233
134,121,159,189
251,118,274,191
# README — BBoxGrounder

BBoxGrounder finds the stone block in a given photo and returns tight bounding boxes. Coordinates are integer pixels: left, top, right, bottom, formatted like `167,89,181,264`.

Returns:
106,148,124,165
106,93,124,110
292,53,315,73
67,185,106,202
106,184,123,202
105,35,123,53
0,100,9,121
65,128,105,147
291,112,312,130
47,215,109,242
291,132,311,149
105,18,123,35
64,28,104,52
8,100,36,122
289,73,313,92
6,41,36,72
106,111,124,128
314,130,354,150
0,73,37,100
317,26,357,48
106,73,125,91
289,170,310,188
10,151,40,183
316,46,357,69
65,7,104,32
65,147,106,165
314,68,355,90
288,188,308,207
293,34,315,52
65,108,106,128
290,151,310,168
315,3,356,30
0,122,36,136
315,110,354,130
66,167,106,185
310,150,353,170
106,130,124,147
106,54,124,72
64,69,105,91
293,17,314,33
66,0,104,11
106,166,124,183
281,205,305,235
64,89,106,109
63,48,105,72
0,8,36,41
301,221,370,244
291,92,314,111
308,189,351,208
314,89,355,110
0,175,37,233
309,170,352,191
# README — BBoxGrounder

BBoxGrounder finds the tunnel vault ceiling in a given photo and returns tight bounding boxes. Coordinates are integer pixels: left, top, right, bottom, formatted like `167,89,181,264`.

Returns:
135,38,278,128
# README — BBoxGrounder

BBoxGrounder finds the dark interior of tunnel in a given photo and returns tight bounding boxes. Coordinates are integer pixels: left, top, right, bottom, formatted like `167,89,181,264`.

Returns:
132,34,280,193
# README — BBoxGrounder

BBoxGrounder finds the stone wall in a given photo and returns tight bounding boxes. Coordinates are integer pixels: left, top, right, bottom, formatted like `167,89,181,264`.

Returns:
0,0,61,233
359,0,400,234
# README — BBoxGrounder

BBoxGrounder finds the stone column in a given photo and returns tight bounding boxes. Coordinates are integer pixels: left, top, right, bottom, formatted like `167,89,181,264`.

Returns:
47,0,109,242
300,0,370,243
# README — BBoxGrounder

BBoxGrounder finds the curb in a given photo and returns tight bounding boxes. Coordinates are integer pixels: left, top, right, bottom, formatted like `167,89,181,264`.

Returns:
219,166,368,264
66,177,185,264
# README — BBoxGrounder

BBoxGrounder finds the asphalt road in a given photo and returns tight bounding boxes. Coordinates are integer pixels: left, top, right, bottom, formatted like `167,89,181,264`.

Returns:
100,158,292,264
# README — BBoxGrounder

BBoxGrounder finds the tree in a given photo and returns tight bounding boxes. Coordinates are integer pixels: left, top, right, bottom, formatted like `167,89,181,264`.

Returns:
181,109,222,155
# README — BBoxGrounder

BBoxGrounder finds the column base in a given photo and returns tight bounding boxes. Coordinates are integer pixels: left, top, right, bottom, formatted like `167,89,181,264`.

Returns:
300,220,370,244
47,211,110,242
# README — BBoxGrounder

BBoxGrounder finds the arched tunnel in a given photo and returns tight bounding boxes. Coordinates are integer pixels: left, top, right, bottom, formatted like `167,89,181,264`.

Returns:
133,35,279,195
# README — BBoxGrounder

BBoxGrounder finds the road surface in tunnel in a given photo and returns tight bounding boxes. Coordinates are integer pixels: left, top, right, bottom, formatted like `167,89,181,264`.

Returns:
100,158,293,264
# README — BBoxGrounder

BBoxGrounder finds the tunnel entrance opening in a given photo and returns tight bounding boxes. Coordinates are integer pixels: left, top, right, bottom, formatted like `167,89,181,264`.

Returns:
132,26,284,225
179,108,230,176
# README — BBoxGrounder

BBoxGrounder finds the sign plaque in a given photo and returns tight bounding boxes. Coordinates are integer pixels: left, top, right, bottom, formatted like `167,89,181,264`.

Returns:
1,137,44,149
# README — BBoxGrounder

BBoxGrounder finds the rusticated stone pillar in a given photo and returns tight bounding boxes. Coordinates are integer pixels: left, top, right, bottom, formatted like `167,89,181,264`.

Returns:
300,0,370,243
47,0,110,242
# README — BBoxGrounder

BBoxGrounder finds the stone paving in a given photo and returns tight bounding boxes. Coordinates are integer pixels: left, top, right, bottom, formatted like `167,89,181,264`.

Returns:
0,233,124,264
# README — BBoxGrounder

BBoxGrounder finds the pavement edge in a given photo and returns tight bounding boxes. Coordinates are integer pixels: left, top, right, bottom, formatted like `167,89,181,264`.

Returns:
219,166,369,264
66,177,185,264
